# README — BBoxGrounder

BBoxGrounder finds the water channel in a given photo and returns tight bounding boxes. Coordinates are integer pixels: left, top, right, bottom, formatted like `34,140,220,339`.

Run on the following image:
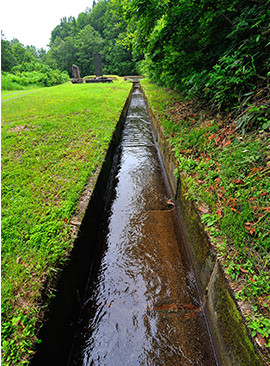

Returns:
68,83,217,365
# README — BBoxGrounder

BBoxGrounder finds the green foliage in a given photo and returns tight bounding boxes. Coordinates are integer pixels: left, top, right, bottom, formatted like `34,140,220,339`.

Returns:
1,61,69,90
236,102,270,135
1,37,46,72
46,0,139,76
116,0,270,115
76,25,105,76
50,16,77,45
2,1,139,79
1,311,40,365
1,35,69,90
1,70,69,89
1,38,18,71
248,314,270,345
1,73,26,90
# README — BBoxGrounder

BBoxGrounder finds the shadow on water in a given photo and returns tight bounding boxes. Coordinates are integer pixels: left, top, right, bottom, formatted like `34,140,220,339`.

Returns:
68,84,217,365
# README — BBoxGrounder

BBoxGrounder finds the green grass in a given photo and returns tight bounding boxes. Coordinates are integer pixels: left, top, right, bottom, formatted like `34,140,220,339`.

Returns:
1,79,131,365
1,89,45,102
141,79,270,356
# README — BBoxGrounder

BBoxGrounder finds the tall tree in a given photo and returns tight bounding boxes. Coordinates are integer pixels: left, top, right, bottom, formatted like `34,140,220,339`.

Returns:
76,25,104,75
50,16,77,47
1,36,37,72
47,0,138,76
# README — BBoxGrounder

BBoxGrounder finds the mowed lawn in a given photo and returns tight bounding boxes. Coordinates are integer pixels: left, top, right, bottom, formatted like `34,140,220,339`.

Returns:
1,80,131,364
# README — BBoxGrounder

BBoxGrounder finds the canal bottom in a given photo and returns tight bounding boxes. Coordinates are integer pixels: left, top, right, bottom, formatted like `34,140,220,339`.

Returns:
68,84,217,365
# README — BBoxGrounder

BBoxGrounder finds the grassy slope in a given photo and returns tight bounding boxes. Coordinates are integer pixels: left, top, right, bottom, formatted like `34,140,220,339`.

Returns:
141,79,270,362
1,80,131,365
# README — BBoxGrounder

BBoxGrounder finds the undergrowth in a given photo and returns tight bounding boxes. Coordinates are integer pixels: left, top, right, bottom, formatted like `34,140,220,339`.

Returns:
141,78,270,360
1,61,70,90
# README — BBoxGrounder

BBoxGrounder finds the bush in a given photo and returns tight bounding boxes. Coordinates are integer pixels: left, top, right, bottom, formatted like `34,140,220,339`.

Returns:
1,73,26,90
1,65,70,90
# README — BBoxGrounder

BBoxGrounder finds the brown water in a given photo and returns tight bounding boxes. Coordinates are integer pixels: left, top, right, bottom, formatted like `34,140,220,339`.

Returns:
68,84,217,365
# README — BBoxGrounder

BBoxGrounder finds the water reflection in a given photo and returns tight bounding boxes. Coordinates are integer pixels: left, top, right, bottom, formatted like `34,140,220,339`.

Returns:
69,84,216,365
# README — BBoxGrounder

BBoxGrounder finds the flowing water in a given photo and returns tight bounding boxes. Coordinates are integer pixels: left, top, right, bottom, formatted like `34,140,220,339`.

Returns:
68,84,217,365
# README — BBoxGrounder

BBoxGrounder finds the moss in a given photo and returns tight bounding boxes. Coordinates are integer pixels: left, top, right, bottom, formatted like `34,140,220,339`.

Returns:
212,270,262,365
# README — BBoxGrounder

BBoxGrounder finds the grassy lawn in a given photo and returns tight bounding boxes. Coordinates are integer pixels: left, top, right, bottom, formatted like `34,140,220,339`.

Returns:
1,80,131,365
141,79,270,360
1,89,44,102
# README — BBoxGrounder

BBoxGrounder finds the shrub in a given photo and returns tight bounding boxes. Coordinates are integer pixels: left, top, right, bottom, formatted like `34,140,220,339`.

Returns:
1,66,69,90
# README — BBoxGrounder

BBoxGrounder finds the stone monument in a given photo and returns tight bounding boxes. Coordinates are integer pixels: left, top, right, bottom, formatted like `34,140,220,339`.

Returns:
85,53,112,83
93,52,103,77
71,64,83,84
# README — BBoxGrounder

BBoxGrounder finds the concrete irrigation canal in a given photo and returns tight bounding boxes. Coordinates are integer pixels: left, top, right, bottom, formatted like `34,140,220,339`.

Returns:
32,82,262,366
67,83,216,365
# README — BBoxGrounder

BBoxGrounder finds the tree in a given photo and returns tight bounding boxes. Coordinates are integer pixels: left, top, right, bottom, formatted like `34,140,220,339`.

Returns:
45,36,77,75
1,35,37,72
50,16,77,47
75,25,104,75
1,38,17,72
47,0,138,76
113,0,270,109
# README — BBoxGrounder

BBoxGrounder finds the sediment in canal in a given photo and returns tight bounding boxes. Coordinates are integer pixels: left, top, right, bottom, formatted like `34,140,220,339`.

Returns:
142,85,263,366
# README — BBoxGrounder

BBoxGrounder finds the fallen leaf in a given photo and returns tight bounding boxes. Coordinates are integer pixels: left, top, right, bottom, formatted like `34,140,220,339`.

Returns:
251,167,264,174
244,222,256,236
256,334,267,348
239,267,248,274
259,207,270,213
233,178,245,185
216,209,223,218
208,134,216,142
223,139,231,146
217,191,224,199
249,275,256,283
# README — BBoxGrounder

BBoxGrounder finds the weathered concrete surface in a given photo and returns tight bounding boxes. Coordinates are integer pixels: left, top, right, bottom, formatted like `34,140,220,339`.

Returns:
143,85,263,366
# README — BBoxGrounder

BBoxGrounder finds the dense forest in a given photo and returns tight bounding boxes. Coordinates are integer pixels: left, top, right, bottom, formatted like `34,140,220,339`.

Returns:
2,0,269,128
114,0,269,129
